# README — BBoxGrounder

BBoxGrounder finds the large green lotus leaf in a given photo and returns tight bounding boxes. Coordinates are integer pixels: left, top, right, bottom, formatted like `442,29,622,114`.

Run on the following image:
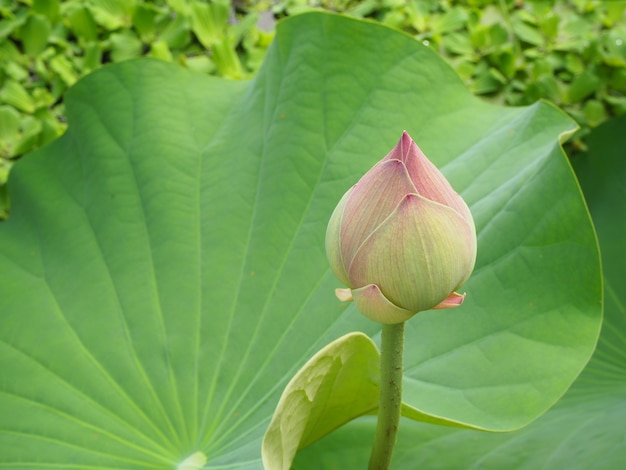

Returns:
295,114,626,469
0,12,600,468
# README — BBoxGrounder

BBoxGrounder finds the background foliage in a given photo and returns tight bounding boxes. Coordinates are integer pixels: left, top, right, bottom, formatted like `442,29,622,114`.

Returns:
1,0,625,175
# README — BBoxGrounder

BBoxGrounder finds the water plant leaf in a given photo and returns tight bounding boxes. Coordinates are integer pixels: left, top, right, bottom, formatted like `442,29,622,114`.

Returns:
0,12,601,467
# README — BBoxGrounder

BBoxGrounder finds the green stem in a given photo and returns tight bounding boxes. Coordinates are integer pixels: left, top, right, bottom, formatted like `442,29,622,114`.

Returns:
368,322,405,470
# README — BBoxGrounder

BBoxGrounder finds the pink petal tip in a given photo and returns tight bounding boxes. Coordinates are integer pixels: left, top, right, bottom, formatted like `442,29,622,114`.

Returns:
432,292,466,309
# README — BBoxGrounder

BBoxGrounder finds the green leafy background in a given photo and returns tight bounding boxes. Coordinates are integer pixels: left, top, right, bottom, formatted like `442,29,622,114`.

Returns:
1,0,624,164
2,0,624,221
0,13,601,468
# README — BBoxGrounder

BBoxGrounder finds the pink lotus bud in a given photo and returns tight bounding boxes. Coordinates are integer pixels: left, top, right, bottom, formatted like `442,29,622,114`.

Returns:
325,131,477,324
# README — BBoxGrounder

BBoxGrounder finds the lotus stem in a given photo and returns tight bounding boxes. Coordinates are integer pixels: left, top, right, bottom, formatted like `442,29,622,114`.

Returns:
368,321,405,470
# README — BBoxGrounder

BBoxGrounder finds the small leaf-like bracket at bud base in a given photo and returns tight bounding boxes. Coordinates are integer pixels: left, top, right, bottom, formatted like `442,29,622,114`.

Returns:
335,288,466,323
432,291,466,309
335,288,353,302
335,284,414,324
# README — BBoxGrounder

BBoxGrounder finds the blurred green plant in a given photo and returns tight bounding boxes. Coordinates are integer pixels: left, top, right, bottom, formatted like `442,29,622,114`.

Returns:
273,0,626,149
1,0,624,217
0,0,274,203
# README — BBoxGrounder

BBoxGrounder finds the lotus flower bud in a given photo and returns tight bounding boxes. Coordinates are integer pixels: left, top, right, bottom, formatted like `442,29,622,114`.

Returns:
325,131,477,324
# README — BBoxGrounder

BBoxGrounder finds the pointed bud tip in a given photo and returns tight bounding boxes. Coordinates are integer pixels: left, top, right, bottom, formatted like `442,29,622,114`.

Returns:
401,130,413,156
351,284,414,324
